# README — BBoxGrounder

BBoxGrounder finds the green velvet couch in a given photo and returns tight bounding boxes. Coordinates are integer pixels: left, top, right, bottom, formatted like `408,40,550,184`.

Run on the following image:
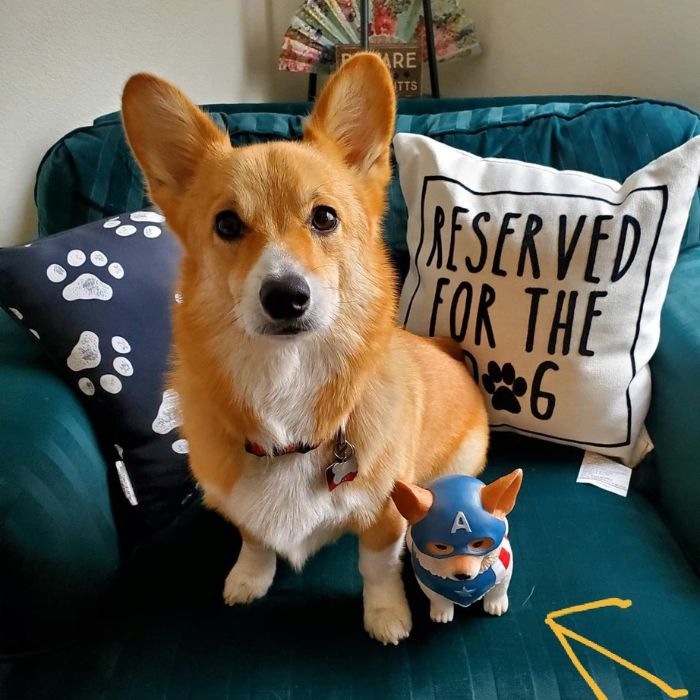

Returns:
1,94,699,699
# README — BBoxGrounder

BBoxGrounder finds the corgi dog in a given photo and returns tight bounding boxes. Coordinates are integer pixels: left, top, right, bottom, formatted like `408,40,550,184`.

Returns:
392,470,522,624
121,53,488,645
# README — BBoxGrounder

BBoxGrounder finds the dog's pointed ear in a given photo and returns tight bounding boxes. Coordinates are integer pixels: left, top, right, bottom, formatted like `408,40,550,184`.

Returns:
480,469,523,519
391,480,433,524
121,73,229,210
304,52,396,182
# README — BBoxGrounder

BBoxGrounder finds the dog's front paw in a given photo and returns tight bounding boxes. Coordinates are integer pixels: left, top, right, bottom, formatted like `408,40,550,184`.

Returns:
223,559,275,606
430,599,454,623
364,596,412,645
483,592,509,616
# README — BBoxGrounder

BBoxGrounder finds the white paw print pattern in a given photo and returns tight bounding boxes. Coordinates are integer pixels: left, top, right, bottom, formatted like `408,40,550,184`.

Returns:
47,249,123,301
67,331,133,396
171,438,190,454
152,389,189,454
103,211,165,239
8,307,40,339
67,331,101,372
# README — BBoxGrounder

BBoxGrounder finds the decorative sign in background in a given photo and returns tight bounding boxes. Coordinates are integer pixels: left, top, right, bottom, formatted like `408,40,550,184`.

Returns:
336,44,422,97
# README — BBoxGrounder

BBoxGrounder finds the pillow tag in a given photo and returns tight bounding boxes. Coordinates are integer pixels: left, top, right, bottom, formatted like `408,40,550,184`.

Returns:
115,460,138,506
577,451,632,497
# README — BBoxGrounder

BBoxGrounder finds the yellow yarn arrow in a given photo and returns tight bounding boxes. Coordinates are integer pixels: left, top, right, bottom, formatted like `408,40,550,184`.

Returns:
545,598,688,699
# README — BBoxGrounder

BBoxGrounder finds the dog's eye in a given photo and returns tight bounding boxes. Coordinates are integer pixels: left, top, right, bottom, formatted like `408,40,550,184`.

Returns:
426,542,454,556
214,210,243,241
468,538,494,552
310,205,338,234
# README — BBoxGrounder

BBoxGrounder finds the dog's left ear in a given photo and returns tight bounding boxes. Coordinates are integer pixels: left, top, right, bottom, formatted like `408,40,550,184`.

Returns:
480,469,523,519
304,52,396,186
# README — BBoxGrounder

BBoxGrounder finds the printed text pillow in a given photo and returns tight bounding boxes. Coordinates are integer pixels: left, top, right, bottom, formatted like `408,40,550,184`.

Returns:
394,133,700,464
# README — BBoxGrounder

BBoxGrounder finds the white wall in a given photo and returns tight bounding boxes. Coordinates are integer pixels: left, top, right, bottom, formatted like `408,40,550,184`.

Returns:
1,0,699,246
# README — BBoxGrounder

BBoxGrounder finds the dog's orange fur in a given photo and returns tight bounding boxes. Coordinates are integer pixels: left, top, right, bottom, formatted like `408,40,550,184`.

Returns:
122,54,488,643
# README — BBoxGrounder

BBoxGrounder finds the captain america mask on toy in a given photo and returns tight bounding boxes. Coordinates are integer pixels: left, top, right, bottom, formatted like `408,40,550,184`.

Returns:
392,470,522,605
409,475,506,559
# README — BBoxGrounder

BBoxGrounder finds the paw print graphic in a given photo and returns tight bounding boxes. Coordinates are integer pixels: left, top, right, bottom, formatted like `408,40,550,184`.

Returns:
152,388,189,454
46,249,124,301
482,361,527,414
7,307,41,339
66,331,133,396
103,210,165,238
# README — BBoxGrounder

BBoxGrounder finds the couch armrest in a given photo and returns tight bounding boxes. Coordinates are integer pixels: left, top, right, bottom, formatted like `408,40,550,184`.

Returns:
647,246,700,571
0,312,120,652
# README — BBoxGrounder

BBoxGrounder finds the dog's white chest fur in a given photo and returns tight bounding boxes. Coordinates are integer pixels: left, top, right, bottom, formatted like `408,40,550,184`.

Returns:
212,450,371,569
211,332,374,567
229,338,330,448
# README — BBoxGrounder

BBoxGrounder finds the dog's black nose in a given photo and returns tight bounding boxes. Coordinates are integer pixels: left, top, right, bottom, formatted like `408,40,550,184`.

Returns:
260,274,310,320
454,573,471,581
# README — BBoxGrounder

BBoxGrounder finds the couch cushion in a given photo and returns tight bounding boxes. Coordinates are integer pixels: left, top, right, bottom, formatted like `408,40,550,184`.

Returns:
36,98,700,258
394,132,700,465
648,245,700,567
0,313,119,653
2,435,698,699
0,212,194,547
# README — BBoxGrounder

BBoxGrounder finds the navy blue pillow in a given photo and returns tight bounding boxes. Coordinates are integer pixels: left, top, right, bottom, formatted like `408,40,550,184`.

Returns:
0,211,196,546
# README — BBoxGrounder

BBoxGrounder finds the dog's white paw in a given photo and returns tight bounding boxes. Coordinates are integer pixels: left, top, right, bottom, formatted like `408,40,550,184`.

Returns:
430,600,455,624
222,562,274,606
483,592,509,616
364,597,412,645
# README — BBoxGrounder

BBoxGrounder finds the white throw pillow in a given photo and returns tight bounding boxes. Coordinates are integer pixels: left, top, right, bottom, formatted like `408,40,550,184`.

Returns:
395,133,700,465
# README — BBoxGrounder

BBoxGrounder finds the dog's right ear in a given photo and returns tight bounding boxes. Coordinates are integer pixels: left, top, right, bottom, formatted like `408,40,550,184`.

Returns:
304,53,396,196
121,73,229,213
391,480,433,524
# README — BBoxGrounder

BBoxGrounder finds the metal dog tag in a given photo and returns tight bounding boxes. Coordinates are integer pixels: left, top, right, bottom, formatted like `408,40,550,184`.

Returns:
325,429,357,491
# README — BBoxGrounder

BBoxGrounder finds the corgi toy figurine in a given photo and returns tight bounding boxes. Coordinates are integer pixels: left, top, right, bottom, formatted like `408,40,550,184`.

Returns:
392,469,522,623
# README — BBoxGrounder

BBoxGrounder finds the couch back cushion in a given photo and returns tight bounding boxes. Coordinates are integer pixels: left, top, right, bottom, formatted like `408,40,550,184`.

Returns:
36,98,700,256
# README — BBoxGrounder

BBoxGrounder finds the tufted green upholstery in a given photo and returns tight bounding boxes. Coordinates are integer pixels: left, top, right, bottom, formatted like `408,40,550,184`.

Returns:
2,94,699,698
2,438,699,699
648,246,700,565
0,312,119,651
36,97,700,253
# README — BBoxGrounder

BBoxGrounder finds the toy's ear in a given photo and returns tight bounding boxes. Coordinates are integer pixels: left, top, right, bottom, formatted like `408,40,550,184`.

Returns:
480,469,523,519
391,480,433,524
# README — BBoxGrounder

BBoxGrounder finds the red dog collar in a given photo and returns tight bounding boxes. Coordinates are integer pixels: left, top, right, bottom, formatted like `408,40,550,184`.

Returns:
244,439,320,458
244,428,358,491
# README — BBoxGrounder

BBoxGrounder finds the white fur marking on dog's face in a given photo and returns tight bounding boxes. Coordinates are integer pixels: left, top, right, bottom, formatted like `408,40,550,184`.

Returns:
233,244,339,338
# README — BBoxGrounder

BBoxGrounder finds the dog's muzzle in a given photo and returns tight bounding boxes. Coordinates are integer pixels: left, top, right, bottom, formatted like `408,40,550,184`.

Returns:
259,273,310,325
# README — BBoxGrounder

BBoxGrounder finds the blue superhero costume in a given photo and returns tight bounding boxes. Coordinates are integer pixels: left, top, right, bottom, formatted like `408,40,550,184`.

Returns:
409,475,509,607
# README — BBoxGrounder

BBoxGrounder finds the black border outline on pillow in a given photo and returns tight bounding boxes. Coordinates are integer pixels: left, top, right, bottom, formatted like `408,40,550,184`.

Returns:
402,175,669,448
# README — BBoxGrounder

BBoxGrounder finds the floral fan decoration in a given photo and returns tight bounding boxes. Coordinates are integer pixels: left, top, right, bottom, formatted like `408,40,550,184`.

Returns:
279,0,480,74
